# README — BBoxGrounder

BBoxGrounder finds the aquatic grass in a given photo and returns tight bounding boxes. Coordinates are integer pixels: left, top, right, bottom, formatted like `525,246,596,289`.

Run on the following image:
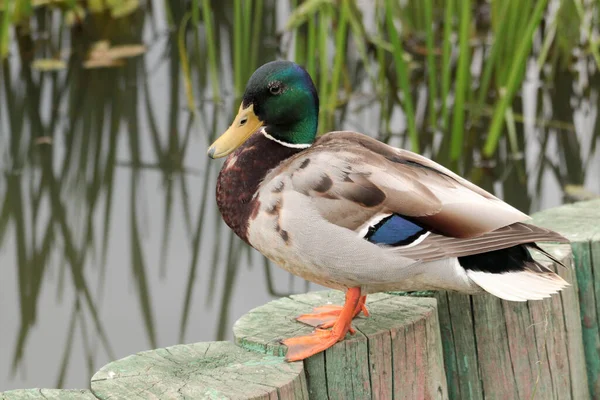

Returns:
0,0,13,58
325,0,349,131
449,0,471,161
201,0,220,101
233,0,243,96
423,0,437,130
483,0,550,157
305,11,317,78
178,12,196,111
279,0,596,160
574,0,600,69
345,1,378,86
474,0,511,120
385,0,419,152
439,0,454,131
317,10,329,133
12,0,32,24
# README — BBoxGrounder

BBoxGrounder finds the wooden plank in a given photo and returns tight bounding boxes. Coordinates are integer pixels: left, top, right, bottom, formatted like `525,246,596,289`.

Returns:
553,241,588,399
233,291,448,400
0,390,95,399
533,200,600,398
591,234,600,396
472,295,520,399
90,341,307,400
407,243,588,400
435,291,483,400
566,241,598,398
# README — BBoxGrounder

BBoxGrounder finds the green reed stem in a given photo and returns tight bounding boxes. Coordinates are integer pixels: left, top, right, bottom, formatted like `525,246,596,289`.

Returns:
234,0,242,96
574,0,600,69
423,0,437,130
475,0,511,120
450,0,470,161
318,10,329,133
201,0,220,102
163,0,174,27
192,0,200,25
178,12,196,111
385,0,418,152
327,2,349,130
0,0,13,59
483,0,549,157
440,0,454,130
249,0,264,72
242,0,252,79
306,13,316,77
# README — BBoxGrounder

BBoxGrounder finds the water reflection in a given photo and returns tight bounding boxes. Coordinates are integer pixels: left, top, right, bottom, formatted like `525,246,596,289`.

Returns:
1,1,599,391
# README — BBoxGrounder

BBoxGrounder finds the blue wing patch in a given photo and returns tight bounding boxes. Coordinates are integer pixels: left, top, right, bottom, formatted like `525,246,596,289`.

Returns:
365,214,427,246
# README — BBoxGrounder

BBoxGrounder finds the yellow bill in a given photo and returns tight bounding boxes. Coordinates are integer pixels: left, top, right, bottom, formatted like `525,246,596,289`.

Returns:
207,104,264,158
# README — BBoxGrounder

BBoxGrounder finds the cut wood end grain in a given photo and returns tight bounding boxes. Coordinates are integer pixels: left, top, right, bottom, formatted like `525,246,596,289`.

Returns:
0,389,96,399
90,341,307,400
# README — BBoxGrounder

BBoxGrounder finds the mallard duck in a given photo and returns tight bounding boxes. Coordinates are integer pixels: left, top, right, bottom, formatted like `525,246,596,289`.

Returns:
208,60,569,362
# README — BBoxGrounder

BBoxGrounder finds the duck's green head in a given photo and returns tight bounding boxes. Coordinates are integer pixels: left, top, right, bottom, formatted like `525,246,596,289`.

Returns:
208,60,319,158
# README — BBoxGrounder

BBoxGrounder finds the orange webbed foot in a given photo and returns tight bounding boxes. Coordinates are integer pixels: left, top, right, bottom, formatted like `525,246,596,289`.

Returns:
283,288,364,361
295,295,369,330
281,328,345,361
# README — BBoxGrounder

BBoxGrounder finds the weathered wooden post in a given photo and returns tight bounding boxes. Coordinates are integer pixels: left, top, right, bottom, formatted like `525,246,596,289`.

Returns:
421,243,588,400
533,199,600,397
90,342,307,399
233,292,448,400
0,390,95,399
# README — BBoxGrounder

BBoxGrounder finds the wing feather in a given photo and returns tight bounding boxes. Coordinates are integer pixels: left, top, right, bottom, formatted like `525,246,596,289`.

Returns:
275,131,528,237
391,223,568,261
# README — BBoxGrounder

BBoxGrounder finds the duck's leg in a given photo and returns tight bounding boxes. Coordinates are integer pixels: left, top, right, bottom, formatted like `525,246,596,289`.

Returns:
295,294,368,331
282,287,362,361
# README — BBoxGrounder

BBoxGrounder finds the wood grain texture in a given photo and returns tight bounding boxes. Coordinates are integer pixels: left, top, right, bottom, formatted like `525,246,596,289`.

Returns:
233,291,448,400
533,199,600,398
91,341,307,400
0,390,96,399
425,243,588,400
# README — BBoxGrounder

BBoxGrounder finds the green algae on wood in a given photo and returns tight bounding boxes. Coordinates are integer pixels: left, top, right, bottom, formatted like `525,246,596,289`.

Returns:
91,341,307,400
233,291,448,400
0,389,96,399
533,199,600,398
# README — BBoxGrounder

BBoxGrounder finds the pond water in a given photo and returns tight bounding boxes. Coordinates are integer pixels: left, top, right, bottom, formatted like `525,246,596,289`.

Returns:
1,3,599,391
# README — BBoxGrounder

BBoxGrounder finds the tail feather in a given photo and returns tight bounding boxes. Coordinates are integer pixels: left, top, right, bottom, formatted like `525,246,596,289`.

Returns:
528,243,568,268
459,242,570,301
467,267,569,302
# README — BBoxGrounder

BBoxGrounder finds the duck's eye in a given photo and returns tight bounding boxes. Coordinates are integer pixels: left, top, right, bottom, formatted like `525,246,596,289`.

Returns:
269,83,282,95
